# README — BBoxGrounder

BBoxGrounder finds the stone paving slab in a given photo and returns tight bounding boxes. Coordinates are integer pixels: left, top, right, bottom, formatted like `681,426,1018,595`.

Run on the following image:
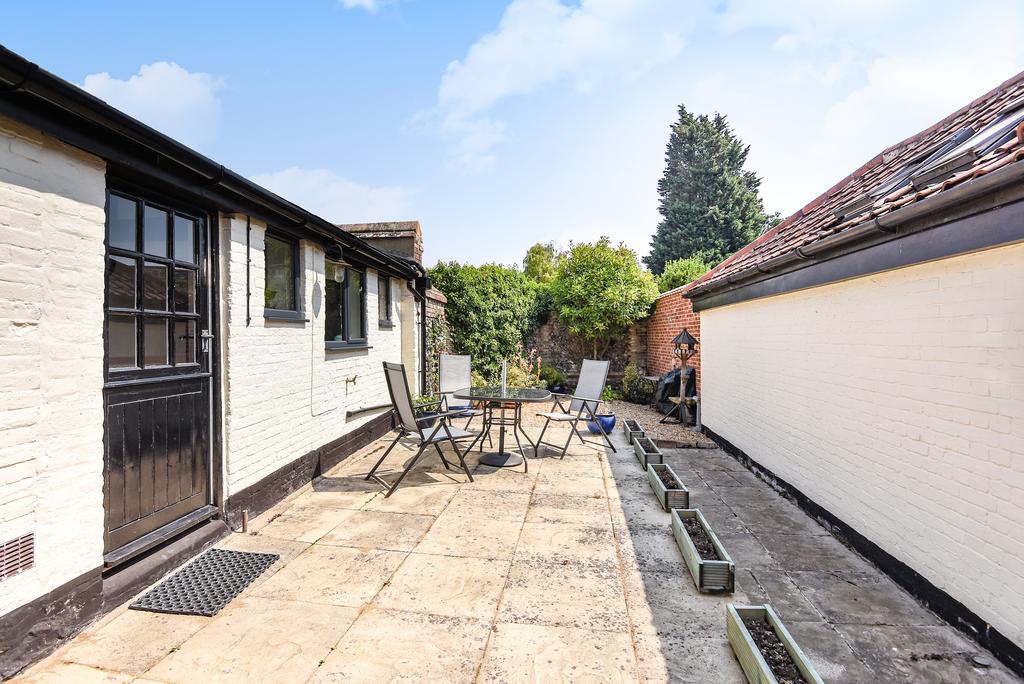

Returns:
15,414,1023,683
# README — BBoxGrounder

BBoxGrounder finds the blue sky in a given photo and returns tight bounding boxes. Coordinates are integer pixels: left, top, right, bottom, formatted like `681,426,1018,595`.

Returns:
4,1,1023,267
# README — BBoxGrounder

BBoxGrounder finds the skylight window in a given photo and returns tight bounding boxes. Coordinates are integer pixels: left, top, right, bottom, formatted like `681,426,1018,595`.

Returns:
911,103,1024,188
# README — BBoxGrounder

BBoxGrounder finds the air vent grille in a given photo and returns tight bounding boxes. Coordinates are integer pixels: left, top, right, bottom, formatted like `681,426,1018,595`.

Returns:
0,533,35,581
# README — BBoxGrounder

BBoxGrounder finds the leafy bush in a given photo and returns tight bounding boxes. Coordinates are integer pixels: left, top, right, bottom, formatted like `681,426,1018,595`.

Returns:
505,343,542,388
658,256,709,292
428,261,541,380
621,363,654,404
549,238,658,358
600,385,622,402
538,365,567,389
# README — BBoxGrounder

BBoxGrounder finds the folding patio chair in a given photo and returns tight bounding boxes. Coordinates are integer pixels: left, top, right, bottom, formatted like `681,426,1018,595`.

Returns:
366,361,482,497
535,359,617,458
438,354,484,428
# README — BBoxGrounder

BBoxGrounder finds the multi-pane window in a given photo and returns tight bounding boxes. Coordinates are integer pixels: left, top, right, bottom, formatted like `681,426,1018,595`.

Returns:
105,192,200,371
325,261,366,347
378,274,392,326
264,232,299,314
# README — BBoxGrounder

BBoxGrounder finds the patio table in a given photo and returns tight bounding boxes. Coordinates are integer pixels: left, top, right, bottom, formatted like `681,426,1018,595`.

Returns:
453,386,551,468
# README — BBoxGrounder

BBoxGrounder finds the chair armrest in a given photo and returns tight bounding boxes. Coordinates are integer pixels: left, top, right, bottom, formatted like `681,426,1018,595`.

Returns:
416,410,472,422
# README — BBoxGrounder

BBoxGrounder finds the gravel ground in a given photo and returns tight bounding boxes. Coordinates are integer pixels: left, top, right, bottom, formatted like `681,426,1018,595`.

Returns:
607,399,715,448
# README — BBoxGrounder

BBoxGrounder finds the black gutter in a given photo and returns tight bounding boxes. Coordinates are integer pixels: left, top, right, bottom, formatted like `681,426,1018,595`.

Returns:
402,258,430,396
0,45,417,281
688,158,1024,310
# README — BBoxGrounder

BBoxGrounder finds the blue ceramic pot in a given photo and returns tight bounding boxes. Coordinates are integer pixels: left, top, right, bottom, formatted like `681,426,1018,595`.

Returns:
586,413,616,434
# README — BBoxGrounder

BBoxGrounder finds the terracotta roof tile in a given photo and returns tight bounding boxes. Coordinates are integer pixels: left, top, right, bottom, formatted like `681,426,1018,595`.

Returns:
690,71,1024,293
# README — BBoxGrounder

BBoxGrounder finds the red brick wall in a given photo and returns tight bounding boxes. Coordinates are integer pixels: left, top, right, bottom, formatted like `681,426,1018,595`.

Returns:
645,285,701,391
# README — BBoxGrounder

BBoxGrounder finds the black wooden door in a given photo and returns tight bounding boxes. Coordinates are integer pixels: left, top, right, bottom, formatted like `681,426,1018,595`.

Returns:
102,189,213,558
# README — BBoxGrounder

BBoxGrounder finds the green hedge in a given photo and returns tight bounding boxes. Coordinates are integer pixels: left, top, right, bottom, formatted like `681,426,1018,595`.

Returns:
428,262,542,381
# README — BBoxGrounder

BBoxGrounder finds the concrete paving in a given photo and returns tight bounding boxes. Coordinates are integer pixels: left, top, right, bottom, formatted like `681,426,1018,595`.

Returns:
15,416,1022,683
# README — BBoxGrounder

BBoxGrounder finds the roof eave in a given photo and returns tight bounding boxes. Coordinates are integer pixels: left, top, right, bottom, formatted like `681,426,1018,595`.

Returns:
0,46,418,280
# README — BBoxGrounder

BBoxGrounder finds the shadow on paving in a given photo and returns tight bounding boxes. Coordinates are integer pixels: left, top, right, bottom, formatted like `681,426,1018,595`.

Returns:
604,427,1022,683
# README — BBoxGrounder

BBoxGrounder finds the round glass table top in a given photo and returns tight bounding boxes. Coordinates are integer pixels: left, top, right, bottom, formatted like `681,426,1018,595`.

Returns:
453,386,552,402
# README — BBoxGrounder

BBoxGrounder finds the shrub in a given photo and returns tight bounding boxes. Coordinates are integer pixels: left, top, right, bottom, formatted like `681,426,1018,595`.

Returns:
428,261,541,380
621,363,654,404
549,238,658,359
505,343,542,388
658,256,709,292
538,365,567,389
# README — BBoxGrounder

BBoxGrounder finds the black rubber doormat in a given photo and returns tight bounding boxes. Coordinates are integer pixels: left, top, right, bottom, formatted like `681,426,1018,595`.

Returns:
130,548,279,617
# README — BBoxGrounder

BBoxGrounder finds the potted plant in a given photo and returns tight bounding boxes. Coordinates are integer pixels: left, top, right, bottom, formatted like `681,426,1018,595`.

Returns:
647,463,689,511
412,394,442,428
633,436,663,469
622,419,645,445
586,386,618,434
671,509,735,593
539,365,567,395
727,604,825,684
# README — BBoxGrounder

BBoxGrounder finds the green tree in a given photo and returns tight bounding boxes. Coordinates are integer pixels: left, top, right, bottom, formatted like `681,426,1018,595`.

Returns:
427,261,540,380
645,105,772,273
522,242,562,283
549,238,658,358
657,256,709,292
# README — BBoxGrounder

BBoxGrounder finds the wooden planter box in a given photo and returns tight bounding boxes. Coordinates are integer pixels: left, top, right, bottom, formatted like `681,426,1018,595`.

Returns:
622,419,645,445
726,604,825,684
671,509,735,593
633,436,663,469
647,463,689,511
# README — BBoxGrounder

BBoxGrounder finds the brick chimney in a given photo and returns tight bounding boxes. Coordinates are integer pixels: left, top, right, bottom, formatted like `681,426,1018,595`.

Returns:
338,221,423,264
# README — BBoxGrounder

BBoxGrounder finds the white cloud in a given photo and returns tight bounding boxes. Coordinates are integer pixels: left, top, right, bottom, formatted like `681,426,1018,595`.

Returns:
340,0,382,10
427,0,705,170
250,167,415,223
81,62,224,149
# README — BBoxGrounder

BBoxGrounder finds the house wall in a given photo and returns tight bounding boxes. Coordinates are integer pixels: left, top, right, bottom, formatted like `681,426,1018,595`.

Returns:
0,115,107,616
646,284,701,389
219,216,410,497
700,242,1024,648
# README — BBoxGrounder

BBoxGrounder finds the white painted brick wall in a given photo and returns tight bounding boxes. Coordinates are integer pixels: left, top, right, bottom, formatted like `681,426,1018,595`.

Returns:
220,216,413,495
701,242,1024,647
0,115,106,616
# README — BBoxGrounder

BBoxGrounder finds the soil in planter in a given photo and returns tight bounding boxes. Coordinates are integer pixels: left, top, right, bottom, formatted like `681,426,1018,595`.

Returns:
742,616,809,684
655,468,679,490
638,438,656,453
681,517,719,560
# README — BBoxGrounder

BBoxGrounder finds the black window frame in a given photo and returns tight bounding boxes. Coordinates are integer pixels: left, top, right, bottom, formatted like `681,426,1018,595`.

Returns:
325,261,368,350
378,273,393,328
263,229,303,320
104,188,204,378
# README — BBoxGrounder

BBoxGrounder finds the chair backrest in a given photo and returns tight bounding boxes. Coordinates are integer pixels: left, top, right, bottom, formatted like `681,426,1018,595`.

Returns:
438,354,472,406
572,359,610,413
382,361,421,437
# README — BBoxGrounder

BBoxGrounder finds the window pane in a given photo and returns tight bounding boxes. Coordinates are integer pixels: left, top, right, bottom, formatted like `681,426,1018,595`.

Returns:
378,275,389,322
108,315,136,368
324,261,343,341
143,262,168,310
108,195,137,251
264,234,296,310
174,319,196,364
143,206,168,257
174,268,196,313
346,268,364,340
174,216,196,263
107,256,136,309
143,319,168,366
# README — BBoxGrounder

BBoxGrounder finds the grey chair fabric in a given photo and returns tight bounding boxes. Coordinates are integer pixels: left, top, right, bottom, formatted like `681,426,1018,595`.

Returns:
439,354,472,408
437,354,487,445
366,361,482,497
535,358,616,458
